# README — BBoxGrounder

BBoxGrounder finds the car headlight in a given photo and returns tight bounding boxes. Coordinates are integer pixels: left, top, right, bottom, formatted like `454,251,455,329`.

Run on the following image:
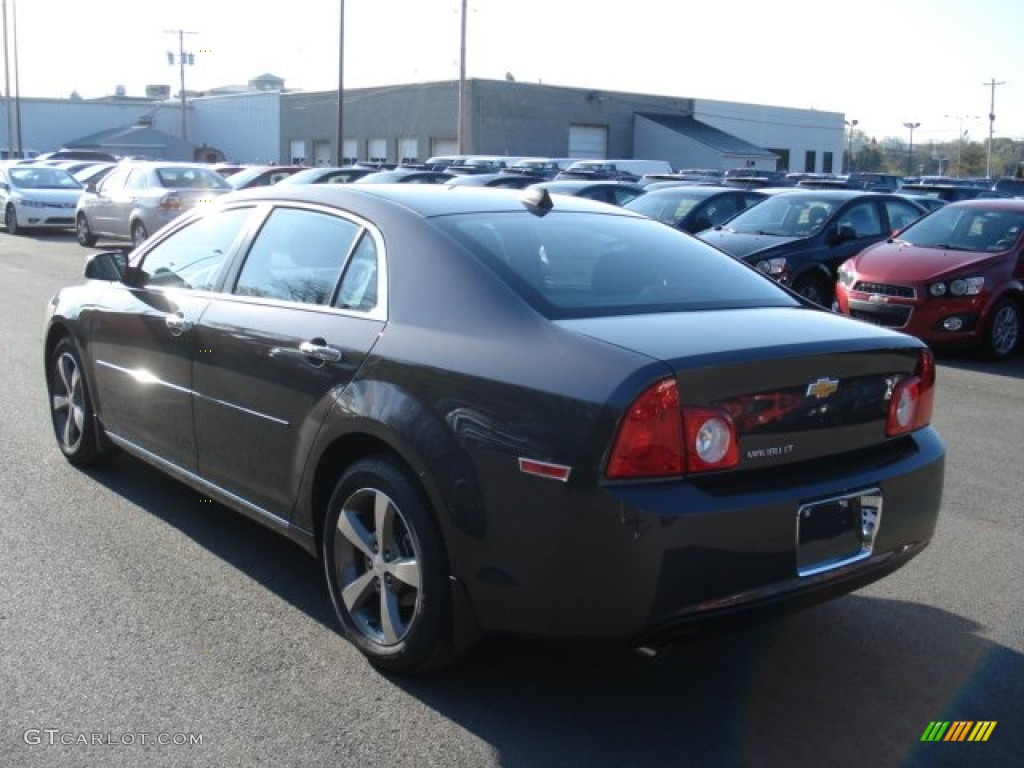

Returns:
930,276,984,297
950,277,984,296
837,265,855,287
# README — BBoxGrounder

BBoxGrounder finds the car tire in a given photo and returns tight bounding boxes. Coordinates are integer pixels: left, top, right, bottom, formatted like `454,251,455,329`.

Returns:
5,204,19,235
984,298,1021,360
131,221,148,248
47,336,117,466
322,456,454,674
76,213,97,247
792,274,832,307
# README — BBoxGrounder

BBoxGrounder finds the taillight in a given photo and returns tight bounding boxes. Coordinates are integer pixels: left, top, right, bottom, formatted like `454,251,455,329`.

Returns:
606,379,739,479
159,192,182,211
606,380,683,479
886,349,936,436
682,407,740,472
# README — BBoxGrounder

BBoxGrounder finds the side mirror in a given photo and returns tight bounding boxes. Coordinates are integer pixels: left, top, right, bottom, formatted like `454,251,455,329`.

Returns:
692,216,713,232
84,250,128,281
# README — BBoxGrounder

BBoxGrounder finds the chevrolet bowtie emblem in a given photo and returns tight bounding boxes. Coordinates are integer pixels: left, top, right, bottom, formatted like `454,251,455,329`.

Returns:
806,378,839,399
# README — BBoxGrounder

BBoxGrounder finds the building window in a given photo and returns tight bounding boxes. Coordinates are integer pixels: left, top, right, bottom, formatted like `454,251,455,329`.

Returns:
768,148,790,172
804,150,816,173
822,152,834,174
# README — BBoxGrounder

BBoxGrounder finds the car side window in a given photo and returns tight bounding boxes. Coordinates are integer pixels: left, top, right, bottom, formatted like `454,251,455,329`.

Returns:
836,202,882,238
125,169,149,191
885,200,925,232
138,207,253,290
97,167,130,194
705,196,741,226
334,233,379,311
234,207,359,306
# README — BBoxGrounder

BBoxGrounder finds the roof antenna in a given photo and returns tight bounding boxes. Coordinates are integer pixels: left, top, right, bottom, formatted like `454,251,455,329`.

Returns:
522,186,553,214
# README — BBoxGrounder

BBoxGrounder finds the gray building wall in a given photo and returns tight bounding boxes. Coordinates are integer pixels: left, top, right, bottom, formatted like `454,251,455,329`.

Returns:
634,117,735,170
278,79,700,165
1,97,163,156
693,99,843,173
190,92,282,164
3,79,845,171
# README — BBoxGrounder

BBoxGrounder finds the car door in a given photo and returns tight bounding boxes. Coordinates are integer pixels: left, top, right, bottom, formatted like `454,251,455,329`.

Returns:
192,205,386,519
86,206,256,471
85,166,133,237
827,198,888,271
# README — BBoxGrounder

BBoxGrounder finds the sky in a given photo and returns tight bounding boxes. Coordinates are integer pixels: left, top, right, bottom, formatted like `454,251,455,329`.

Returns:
5,0,1023,146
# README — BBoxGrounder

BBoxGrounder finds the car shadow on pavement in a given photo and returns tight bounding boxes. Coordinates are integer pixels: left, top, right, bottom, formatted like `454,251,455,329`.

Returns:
80,455,339,631
81,455,1021,768
401,600,1022,768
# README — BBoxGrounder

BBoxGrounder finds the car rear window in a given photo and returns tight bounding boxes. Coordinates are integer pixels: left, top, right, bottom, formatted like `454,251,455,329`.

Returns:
435,211,797,318
157,167,231,189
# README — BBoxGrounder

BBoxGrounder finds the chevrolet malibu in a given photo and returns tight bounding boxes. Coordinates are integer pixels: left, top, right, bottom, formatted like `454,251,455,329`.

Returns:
836,199,1024,360
44,184,945,672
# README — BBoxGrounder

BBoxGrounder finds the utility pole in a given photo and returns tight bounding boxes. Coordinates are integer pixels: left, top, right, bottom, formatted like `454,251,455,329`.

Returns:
335,0,345,165
166,30,196,143
457,0,467,154
2,0,13,158
982,78,1004,179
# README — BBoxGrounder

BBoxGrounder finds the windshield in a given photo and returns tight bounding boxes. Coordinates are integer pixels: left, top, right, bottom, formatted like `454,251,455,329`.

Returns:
9,168,82,190
722,195,837,237
896,206,1024,252
436,211,797,319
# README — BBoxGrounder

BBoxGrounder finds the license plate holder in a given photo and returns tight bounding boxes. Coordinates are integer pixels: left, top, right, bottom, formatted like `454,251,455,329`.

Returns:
797,489,882,577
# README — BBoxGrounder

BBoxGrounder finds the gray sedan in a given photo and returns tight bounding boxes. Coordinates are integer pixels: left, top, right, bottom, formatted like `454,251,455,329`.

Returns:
75,161,232,248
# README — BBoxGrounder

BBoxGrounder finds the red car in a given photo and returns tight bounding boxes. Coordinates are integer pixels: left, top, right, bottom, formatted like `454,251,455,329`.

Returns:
835,199,1024,359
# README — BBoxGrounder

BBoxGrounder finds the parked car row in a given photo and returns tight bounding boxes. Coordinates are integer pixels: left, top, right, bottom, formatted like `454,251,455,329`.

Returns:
6,153,1020,361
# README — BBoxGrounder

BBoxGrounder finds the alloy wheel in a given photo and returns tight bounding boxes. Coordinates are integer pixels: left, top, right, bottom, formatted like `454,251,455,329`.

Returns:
51,351,85,453
989,301,1020,358
332,487,422,646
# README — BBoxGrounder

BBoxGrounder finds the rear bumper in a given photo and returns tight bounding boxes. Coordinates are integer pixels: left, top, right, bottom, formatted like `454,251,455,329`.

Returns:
462,427,945,642
634,538,928,650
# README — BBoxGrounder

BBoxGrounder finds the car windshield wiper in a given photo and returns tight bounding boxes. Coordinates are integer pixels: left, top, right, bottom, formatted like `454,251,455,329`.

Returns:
928,243,972,251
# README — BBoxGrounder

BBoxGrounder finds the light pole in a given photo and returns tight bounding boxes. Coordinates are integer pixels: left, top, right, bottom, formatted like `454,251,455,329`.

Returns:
845,118,858,173
903,122,920,176
843,118,860,174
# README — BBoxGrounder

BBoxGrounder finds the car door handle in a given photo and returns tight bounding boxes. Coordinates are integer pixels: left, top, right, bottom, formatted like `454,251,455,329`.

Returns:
165,313,194,336
299,340,342,363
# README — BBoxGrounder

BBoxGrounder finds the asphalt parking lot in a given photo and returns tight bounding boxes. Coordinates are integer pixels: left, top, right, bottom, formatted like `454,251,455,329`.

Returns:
1,231,1021,768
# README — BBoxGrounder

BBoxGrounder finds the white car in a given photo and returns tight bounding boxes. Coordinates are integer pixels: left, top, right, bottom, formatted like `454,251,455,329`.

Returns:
0,164,84,235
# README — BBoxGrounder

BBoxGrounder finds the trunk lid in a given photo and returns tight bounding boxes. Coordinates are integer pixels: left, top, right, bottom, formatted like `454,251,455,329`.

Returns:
559,306,925,471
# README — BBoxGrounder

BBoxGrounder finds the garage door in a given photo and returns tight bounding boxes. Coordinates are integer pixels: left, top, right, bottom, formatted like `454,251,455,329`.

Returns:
569,124,607,158
430,138,459,157
399,138,419,164
368,138,388,163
